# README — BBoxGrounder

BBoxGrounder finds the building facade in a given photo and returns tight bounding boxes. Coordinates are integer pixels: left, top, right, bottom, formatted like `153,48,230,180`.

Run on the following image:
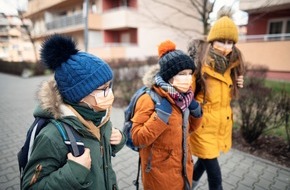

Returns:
24,0,203,61
239,0,290,81
0,12,34,62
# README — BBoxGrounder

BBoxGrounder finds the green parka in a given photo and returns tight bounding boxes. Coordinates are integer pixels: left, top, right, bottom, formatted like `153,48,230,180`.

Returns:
21,79,126,190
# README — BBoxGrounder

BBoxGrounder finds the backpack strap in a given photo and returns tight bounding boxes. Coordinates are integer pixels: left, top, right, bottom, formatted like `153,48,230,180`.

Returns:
62,123,84,157
133,157,141,190
147,89,162,105
50,120,84,157
131,91,162,189
18,117,49,177
27,117,49,161
128,86,148,120
18,118,85,188
128,87,167,190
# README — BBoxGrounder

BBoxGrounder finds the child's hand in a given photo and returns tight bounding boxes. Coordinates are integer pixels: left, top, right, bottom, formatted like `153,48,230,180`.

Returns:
67,148,91,170
189,99,202,118
237,75,244,88
110,128,122,145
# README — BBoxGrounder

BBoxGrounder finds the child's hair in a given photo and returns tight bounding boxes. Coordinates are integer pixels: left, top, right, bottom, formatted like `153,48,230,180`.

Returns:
229,45,245,98
187,39,208,101
188,39,245,102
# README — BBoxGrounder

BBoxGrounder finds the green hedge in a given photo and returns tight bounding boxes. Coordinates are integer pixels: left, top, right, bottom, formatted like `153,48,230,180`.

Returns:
0,60,46,76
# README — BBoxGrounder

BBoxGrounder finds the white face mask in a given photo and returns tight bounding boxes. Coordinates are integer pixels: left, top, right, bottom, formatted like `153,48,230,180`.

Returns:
81,89,114,111
213,41,233,56
170,75,193,93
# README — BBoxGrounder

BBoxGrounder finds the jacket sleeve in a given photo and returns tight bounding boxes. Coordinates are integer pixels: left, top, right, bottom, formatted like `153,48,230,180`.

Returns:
131,94,168,148
111,129,126,155
188,114,202,133
22,128,91,190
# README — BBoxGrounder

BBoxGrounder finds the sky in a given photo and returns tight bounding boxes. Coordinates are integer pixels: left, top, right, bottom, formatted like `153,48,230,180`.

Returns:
0,0,27,15
0,0,248,25
211,0,248,25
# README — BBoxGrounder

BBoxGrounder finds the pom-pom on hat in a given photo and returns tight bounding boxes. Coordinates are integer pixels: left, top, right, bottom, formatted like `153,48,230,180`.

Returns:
207,6,239,43
40,34,113,103
158,40,195,82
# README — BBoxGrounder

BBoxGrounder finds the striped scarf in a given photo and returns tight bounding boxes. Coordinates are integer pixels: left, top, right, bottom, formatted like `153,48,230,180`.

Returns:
209,47,230,74
155,75,193,112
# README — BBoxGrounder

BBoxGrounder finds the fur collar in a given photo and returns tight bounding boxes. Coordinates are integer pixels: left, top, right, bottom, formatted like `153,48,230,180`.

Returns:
142,64,160,88
37,77,74,119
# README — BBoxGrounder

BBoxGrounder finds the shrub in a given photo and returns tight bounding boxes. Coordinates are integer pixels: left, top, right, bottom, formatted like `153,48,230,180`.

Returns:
109,57,158,107
0,60,46,76
237,66,289,144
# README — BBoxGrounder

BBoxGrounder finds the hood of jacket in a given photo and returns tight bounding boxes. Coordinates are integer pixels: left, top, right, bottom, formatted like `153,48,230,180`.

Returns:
34,77,74,119
142,64,176,105
142,64,160,88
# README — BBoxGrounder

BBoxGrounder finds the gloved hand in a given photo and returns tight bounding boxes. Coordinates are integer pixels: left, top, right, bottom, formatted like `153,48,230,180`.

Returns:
155,98,172,124
188,99,202,118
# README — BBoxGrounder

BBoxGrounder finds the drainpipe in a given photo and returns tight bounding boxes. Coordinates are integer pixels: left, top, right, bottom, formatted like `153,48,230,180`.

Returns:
83,0,89,52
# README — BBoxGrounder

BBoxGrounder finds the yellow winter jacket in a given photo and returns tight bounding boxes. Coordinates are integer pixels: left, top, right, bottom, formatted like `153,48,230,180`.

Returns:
190,60,239,159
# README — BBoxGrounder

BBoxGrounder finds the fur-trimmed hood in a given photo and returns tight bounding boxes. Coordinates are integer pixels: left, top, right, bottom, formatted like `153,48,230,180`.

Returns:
142,64,160,88
35,77,74,119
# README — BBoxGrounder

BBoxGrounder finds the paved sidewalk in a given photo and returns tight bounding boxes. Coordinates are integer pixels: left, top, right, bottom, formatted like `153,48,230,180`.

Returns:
0,73,289,190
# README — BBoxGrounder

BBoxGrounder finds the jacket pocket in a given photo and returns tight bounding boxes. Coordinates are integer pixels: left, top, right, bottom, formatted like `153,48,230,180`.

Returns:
150,146,173,172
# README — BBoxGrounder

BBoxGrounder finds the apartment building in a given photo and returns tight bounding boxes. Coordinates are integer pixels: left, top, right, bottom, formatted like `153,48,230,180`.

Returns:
24,0,203,62
239,0,290,81
0,12,34,62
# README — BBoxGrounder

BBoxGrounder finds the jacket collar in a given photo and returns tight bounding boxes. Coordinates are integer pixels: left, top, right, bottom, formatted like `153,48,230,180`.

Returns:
37,77,73,119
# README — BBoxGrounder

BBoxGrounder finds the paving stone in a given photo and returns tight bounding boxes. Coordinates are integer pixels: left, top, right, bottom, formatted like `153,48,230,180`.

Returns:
0,73,290,190
235,183,253,190
240,176,259,187
256,177,274,188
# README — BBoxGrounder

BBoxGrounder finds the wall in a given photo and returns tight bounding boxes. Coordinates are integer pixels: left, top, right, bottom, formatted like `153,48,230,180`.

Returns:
237,40,290,72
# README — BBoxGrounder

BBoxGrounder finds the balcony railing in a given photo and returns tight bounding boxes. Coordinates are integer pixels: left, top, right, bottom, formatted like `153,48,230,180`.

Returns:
46,13,83,30
239,33,290,42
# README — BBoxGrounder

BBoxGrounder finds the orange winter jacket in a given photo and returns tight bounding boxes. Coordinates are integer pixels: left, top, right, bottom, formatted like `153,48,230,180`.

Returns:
190,60,239,159
131,83,202,190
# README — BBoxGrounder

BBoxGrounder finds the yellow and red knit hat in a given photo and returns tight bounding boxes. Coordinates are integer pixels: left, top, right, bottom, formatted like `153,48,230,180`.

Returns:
207,7,238,43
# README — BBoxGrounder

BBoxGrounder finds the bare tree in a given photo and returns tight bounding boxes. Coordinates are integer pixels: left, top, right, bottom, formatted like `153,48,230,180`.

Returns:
18,10,38,63
141,0,216,39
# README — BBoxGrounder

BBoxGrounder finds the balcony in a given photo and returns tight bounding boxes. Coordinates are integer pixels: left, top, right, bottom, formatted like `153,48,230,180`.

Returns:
239,33,290,42
102,7,137,30
240,0,290,13
0,37,9,42
25,0,66,17
46,13,83,30
45,13,101,31
237,34,290,79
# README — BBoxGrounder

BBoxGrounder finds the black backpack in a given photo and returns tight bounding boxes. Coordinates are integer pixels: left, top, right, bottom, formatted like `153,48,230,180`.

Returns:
123,86,163,189
17,117,85,186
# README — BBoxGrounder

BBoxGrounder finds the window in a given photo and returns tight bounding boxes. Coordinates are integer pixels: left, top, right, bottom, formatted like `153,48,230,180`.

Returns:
268,18,290,40
121,0,128,7
269,21,283,34
120,32,130,45
286,20,290,33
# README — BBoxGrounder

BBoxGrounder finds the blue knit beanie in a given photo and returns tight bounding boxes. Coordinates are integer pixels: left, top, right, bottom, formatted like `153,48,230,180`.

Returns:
40,34,113,103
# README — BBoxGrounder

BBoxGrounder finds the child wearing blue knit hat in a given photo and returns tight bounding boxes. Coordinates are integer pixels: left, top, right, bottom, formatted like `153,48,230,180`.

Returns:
21,34,126,190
